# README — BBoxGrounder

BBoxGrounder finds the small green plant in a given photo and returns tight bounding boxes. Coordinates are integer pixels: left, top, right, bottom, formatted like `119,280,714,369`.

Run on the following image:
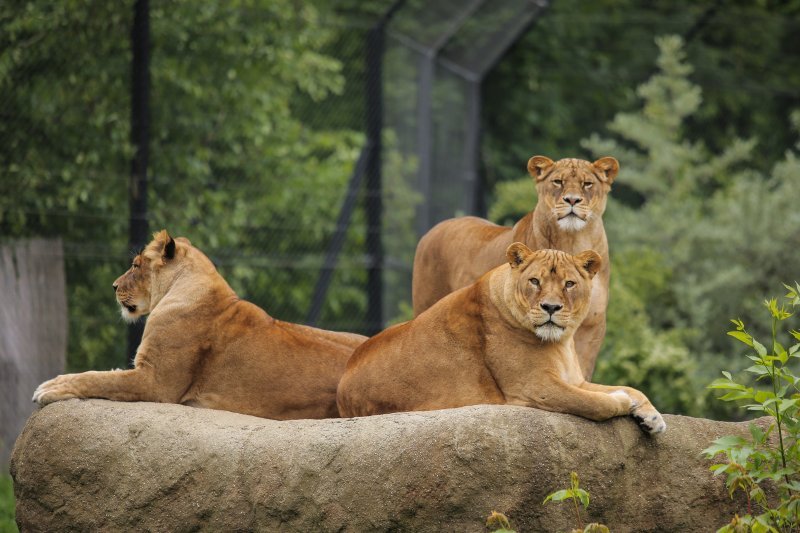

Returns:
543,471,609,533
704,283,800,532
0,473,17,533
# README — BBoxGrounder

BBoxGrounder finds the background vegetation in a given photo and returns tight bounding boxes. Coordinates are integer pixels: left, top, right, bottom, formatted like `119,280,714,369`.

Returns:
1,0,798,418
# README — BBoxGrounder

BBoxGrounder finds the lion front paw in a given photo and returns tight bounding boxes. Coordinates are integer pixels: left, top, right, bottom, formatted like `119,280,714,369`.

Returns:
631,405,666,435
32,375,79,406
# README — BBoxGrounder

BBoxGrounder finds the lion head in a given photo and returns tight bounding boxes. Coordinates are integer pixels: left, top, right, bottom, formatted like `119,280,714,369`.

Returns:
113,230,189,323
527,156,618,232
501,243,601,342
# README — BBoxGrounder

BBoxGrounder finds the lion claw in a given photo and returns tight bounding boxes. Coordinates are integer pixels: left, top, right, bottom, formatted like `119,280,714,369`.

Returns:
632,410,666,435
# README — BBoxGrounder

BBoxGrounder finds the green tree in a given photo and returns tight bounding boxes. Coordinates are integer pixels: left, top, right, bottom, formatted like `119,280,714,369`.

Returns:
483,0,800,192
0,1,378,370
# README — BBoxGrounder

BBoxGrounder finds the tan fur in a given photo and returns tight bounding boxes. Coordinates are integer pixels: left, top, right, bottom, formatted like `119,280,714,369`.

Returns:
34,230,367,420
411,156,618,380
340,244,665,434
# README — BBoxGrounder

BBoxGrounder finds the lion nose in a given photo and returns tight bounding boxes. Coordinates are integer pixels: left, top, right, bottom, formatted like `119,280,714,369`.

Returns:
540,302,563,315
563,195,582,206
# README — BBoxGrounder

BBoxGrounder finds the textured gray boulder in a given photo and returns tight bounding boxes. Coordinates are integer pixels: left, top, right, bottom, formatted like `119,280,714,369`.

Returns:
12,400,753,532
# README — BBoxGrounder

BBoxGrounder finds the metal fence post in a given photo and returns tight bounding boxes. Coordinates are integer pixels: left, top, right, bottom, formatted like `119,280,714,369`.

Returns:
127,0,150,366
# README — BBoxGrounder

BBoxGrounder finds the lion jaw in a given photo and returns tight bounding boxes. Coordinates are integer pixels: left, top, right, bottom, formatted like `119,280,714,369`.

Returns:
534,322,566,342
556,213,587,232
118,296,149,323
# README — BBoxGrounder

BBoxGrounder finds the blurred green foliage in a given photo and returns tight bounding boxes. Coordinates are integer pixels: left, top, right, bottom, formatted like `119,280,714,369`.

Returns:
0,1,412,371
483,0,800,192
0,474,16,533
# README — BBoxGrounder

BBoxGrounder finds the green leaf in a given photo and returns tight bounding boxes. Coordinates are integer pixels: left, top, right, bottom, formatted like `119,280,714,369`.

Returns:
728,330,753,347
753,390,775,403
783,282,797,298
744,365,770,376
543,489,571,504
576,488,590,510
719,390,755,401
749,424,765,443
774,341,787,358
752,512,779,533
753,339,768,356
708,378,747,390
778,398,798,414
709,463,731,474
702,435,748,456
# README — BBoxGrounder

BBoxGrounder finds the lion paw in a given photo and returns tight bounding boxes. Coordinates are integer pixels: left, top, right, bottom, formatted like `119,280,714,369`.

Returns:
32,376,79,406
631,406,666,435
608,389,635,410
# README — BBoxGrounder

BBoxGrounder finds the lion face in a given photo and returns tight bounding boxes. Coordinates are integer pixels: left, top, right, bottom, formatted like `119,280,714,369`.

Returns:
528,156,618,232
112,230,177,323
113,253,152,323
504,243,601,342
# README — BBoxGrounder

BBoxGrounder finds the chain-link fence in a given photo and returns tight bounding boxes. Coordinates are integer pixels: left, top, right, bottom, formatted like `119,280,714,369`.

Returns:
1,1,551,375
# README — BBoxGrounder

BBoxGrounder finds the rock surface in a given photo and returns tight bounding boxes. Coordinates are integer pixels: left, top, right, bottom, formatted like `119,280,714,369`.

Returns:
12,400,755,532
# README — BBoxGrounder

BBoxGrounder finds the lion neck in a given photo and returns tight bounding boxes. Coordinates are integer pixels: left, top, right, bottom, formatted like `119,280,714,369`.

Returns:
512,206,608,259
148,248,237,313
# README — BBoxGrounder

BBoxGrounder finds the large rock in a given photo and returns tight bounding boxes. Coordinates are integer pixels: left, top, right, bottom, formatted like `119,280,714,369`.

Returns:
12,400,754,532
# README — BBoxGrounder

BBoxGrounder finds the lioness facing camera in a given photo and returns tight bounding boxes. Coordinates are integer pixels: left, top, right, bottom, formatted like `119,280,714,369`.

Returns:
412,156,618,381
34,230,367,420
339,243,665,434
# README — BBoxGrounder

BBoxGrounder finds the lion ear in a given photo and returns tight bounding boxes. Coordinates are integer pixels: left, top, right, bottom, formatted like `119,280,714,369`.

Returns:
164,235,176,260
506,242,533,269
574,250,602,279
592,157,619,184
527,156,555,182
148,229,176,262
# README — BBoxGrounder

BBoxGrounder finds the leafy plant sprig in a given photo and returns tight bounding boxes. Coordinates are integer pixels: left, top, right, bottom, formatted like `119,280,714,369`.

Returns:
703,283,800,532
543,472,610,533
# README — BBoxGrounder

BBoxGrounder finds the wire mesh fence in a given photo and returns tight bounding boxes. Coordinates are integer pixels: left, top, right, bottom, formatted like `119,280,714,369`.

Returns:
0,1,549,374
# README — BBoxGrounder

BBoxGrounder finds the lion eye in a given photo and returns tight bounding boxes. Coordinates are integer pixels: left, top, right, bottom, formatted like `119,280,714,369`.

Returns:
552,179,563,188
583,182,593,189
530,278,540,287
565,280,576,288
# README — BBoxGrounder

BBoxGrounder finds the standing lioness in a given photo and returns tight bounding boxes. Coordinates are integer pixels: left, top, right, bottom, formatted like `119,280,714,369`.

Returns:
339,243,665,434
412,156,618,380
34,230,367,420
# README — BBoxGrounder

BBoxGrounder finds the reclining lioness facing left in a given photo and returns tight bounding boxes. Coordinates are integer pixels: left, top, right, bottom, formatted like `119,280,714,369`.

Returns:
338,243,665,434
34,230,367,420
